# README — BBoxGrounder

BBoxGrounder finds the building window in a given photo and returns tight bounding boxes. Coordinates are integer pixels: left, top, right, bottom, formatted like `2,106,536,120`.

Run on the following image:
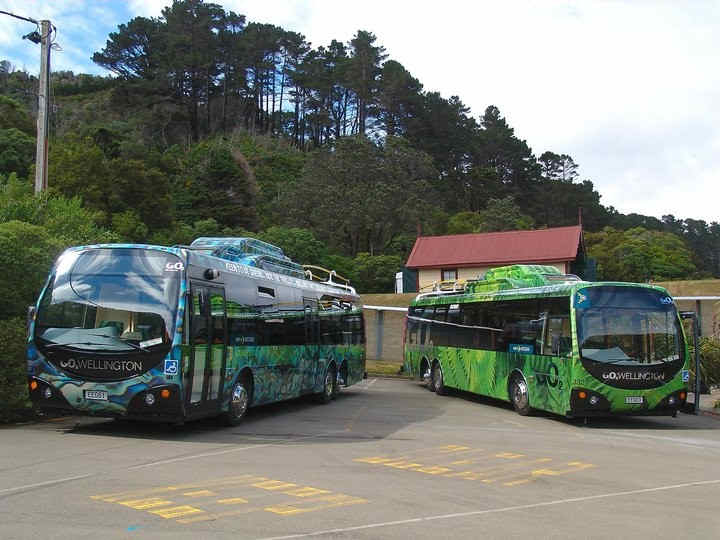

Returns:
441,268,457,281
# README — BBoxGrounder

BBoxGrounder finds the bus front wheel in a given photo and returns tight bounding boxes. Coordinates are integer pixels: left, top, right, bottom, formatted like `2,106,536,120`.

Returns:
509,375,530,416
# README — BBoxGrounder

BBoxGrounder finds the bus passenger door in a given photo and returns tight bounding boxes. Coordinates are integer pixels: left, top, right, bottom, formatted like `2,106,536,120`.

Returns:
302,308,319,392
187,283,227,415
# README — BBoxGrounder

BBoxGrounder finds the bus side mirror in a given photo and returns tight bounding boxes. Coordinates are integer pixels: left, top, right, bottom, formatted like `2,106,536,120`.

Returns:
27,305,36,334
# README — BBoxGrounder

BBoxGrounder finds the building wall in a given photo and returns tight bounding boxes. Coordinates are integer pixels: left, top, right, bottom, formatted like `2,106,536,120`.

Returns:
416,262,568,291
653,280,720,338
361,294,414,361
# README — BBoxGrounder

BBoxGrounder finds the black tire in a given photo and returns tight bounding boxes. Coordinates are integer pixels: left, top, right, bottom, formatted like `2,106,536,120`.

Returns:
509,375,531,416
316,364,337,404
432,362,447,396
422,360,434,391
223,376,251,426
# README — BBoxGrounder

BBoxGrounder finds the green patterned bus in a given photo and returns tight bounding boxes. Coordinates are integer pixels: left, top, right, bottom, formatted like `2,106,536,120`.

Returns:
28,238,365,425
403,265,689,418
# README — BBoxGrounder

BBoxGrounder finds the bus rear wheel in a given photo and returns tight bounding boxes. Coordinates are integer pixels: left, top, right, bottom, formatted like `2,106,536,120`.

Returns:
509,375,530,416
316,364,337,404
432,362,447,396
223,376,251,426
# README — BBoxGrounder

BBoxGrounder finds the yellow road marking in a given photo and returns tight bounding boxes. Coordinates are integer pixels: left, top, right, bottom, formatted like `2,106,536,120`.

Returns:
217,497,248,505
354,456,402,464
385,461,423,470
495,452,525,459
416,466,453,475
252,480,298,491
265,494,367,515
283,487,331,497
91,474,262,502
150,505,205,519
183,490,215,497
118,498,174,510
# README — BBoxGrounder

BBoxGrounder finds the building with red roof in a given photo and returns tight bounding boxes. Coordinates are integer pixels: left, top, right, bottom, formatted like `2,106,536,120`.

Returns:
405,225,585,291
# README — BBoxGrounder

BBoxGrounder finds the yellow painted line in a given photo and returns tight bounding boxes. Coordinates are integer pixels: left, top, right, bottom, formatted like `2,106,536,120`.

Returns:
150,505,205,519
503,479,532,486
438,445,471,453
91,474,261,502
415,466,453,475
177,506,263,523
217,497,248,505
118,498,174,510
449,460,474,465
252,480,298,491
495,452,525,459
385,461,423,470
471,458,555,483
183,490,215,497
354,457,399,464
444,471,484,480
532,462,595,477
265,494,367,516
283,487,331,498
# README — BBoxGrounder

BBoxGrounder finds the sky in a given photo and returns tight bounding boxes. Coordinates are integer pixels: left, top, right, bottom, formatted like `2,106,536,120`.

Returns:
1,0,718,224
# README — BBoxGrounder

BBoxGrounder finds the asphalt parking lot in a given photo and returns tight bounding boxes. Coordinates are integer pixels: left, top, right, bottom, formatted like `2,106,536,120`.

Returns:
2,377,720,539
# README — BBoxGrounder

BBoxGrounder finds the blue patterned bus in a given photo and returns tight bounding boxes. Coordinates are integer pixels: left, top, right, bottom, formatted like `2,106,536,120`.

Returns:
27,238,365,425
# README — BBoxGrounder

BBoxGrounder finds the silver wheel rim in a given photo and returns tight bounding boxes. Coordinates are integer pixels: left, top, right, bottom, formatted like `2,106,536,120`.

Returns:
513,379,528,409
231,383,248,418
325,371,334,397
433,365,442,389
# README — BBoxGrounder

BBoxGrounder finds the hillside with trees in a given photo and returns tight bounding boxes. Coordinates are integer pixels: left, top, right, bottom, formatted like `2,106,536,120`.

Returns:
1,0,718,294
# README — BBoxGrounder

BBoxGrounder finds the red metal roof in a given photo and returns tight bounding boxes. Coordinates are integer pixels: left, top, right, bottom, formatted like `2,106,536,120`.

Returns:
406,226,583,269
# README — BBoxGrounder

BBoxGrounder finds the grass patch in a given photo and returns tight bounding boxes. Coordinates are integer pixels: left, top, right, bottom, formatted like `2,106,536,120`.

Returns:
365,359,407,378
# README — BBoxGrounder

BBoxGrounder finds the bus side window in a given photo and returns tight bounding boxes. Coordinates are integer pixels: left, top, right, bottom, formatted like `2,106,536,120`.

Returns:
191,289,209,344
419,307,432,345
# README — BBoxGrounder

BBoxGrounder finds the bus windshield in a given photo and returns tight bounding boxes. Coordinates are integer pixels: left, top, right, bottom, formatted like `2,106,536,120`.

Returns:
35,248,182,353
576,286,682,366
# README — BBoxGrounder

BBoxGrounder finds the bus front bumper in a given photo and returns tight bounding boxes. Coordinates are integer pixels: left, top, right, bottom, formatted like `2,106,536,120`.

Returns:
568,388,687,417
28,376,184,422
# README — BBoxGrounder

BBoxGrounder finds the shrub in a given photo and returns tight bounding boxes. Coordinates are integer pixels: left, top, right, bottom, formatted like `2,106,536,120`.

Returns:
0,317,30,422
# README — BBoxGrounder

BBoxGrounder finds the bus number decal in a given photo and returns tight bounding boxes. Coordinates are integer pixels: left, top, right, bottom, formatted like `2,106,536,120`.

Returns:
165,262,185,272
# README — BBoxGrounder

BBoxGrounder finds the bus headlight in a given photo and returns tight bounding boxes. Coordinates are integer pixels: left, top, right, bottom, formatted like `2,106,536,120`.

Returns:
589,395,599,405
43,387,52,399
144,393,156,406
668,396,676,406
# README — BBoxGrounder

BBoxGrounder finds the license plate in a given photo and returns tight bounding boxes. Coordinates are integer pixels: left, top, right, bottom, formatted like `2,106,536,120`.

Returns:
625,396,643,404
85,390,108,401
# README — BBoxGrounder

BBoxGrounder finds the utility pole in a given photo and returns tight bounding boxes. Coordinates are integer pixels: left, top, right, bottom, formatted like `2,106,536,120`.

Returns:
35,19,51,194
0,10,53,193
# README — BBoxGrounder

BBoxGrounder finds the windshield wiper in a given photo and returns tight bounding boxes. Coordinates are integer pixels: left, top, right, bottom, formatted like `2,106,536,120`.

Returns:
44,341,116,350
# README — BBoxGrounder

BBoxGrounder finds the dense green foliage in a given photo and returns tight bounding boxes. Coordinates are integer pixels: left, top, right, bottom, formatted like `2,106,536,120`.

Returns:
587,227,697,282
0,0,718,419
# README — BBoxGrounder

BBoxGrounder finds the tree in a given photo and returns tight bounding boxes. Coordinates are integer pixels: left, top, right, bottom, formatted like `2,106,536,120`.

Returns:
447,196,534,234
586,227,696,282
0,221,62,319
350,252,404,293
347,30,387,135
376,60,423,137
0,96,34,135
173,137,258,231
283,136,435,256
259,226,327,265
0,128,35,178
48,136,173,233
